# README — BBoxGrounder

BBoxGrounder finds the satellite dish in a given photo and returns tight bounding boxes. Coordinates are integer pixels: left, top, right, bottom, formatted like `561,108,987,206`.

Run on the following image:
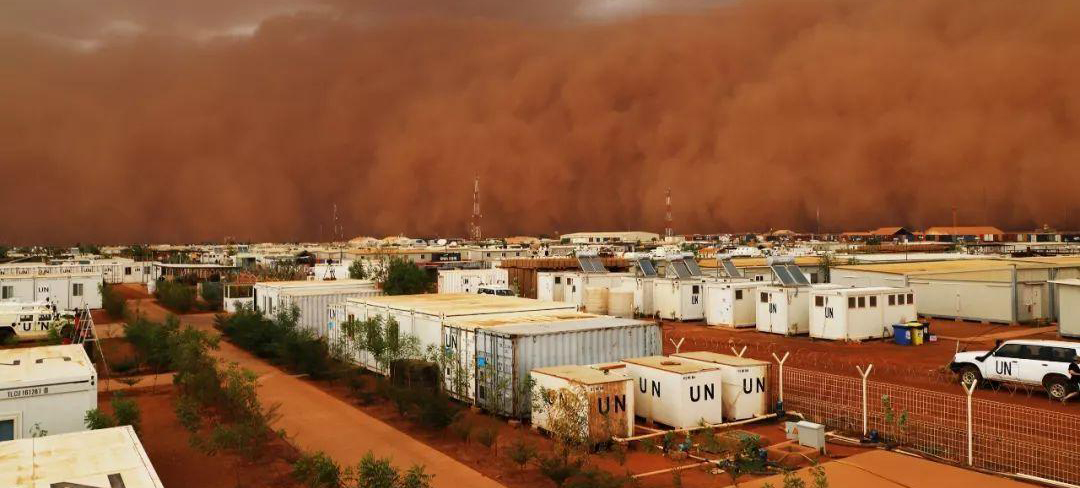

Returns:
437,239,448,246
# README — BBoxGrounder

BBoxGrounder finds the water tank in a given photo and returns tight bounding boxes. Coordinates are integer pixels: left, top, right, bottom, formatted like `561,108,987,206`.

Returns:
584,286,609,315
608,289,634,318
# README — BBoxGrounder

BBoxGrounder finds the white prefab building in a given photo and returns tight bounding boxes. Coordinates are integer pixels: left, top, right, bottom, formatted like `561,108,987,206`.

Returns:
252,279,382,336
652,278,705,321
438,268,510,294
530,365,635,440
620,356,724,428
672,351,769,421
756,285,843,336
0,426,165,487
809,287,917,341
1051,279,1080,338
0,258,151,285
0,273,103,310
536,271,635,309
333,294,577,375
0,345,97,441
703,281,759,328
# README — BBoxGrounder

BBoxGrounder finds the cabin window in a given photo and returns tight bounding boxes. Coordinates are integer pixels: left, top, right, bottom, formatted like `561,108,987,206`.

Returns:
810,273,819,283
857,296,866,308
124,267,132,275
906,293,914,304
1,286,12,299
755,275,764,282
554,277,561,284
73,283,84,297
692,285,700,294
897,294,906,305
848,297,856,308
869,296,877,307
888,295,896,306
760,292,768,303
815,296,825,307
735,290,743,300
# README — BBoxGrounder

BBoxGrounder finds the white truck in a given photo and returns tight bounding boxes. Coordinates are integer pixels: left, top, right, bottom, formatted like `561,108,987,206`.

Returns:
950,339,1080,401
477,285,515,297
0,301,73,343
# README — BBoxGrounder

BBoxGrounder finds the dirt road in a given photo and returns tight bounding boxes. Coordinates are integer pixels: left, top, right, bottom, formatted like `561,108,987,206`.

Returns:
128,299,504,488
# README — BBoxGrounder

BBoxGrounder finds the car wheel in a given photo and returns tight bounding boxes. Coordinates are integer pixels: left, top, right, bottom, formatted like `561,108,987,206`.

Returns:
1044,377,1073,401
959,365,982,388
0,328,15,343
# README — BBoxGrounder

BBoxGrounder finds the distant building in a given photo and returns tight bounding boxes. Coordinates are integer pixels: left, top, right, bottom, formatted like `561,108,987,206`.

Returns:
560,231,661,244
924,226,1004,242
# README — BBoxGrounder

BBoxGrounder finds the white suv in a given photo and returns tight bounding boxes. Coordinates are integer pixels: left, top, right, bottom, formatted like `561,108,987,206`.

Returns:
477,285,514,297
951,340,1079,401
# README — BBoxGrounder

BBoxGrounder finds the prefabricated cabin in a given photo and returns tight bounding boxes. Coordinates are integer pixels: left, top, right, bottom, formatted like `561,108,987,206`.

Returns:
530,365,635,440
672,351,769,421
0,345,96,441
756,284,844,336
809,287,917,341
652,278,706,321
437,268,510,294
703,280,759,328
620,355,724,428
0,426,164,488
253,279,382,336
0,273,103,310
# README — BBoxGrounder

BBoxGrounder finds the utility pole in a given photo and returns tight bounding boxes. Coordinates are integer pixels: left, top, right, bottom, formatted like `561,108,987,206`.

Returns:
470,176,482,241
665,188,673,240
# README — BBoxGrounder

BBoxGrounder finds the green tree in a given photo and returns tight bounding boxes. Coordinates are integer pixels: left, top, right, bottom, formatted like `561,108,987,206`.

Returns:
293,451,342,488
200,282,224,310
817,254,835,283
379,257,432,295
348,260,368,280
101,283,127,319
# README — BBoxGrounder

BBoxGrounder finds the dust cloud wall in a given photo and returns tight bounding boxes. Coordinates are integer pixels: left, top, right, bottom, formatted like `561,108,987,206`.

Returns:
1,0,1078,245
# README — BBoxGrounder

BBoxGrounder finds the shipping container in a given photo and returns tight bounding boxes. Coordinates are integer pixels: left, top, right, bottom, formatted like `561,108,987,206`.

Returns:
438,268,509,294
471,316,662,417
530,365,634,441
703,281,759,328
620,356,724,428
756,284,844,336
253,279,382,336
0,345,96,441
652,278,705,321
672,351,769,421
809,286,917,341
0,273,103,310
0,426,165,487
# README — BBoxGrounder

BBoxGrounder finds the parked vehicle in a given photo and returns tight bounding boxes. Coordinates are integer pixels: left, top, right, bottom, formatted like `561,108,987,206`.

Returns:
0,301,73,342
950,339,1080,401
477,285,514,297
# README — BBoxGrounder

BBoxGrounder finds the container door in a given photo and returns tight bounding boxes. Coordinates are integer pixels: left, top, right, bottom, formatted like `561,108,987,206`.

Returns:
1025,285,1043,320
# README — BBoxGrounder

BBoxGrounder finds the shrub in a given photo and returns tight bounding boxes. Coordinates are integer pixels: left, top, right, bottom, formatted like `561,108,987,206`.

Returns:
84,408,117,430
506,438,538,470
449,418,473,443
155,280,196,313
111,393,142,432
379,257,433,295
100,283,127,319
345,452,433,488
473,426,498,449
293,451,342,488
564,467,632,488
124,314,181,371
416,393,460,431
200,282,224,311
537,451,585,487
348,260,367,280
110,357,139,374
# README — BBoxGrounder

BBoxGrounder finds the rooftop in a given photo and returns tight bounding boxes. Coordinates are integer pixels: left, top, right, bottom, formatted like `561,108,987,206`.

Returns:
532,365,632,385
699,257,822,268
445,311,602,330
255,279,377,290
834,258,1041,275
621,355,719,374
924,226,1005,235
0,344,95,386
347,293,576,317
0,426,163,488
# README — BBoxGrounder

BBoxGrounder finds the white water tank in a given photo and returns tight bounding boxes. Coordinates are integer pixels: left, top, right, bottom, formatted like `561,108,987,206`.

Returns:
608,289,634,318
584,286,609,314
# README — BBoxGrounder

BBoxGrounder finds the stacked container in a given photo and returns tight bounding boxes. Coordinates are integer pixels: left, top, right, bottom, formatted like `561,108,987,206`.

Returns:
672,351,769,421
619,356,724,428
530,365,634,441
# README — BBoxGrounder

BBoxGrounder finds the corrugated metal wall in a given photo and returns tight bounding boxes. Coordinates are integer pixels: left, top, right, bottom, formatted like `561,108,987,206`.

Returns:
281,289,383,335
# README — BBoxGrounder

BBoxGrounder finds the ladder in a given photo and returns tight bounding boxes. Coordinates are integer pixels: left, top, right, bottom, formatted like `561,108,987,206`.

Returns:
69,305,111,385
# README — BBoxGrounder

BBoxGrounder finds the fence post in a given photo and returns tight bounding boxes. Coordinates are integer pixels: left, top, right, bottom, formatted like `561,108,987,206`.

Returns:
731,345,747,358
772,352,790,406
669,337,685,354
856,364,874,437
965,379,978,466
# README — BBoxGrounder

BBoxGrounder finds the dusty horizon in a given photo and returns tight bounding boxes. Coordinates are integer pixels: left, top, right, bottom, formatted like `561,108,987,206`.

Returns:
2,0,1079,246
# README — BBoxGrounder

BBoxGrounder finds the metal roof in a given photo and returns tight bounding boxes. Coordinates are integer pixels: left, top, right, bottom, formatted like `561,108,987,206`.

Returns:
347,293,576,317
532,365,631,385
672,351,769,367
0,426,164,488
444,310,601,330
621,355,720,374
811,286,912,296
479,316,655,336
834,259,1043,275
0,344,95,387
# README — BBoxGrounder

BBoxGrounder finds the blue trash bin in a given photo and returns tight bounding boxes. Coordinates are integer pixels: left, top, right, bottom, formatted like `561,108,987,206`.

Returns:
893,324,912,346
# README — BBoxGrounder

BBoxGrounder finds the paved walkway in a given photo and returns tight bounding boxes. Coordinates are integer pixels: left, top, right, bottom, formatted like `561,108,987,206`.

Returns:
126,300,504,488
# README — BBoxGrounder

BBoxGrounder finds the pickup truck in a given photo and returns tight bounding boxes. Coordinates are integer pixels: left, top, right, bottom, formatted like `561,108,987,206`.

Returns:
950,339,1079,401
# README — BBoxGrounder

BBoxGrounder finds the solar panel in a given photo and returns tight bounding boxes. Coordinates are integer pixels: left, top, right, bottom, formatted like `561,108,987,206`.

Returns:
771,265,796,285
638,258,658,277
669,260,692,279
593,257,609,273
786,264,810,285
684,258,703,276
577,256,591,272
721,260,743,278
577,256,608,273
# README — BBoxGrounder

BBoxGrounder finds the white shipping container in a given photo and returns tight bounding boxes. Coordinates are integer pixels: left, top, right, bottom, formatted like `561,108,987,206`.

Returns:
437,268,509,294
620,356,724,428
0,274,103,310
704,281,759,328
254,279,381,335
0,345,97,441
672,351,769,421
530,365,635,440
0,425,165,487
652,279,705,321
809,287,917,341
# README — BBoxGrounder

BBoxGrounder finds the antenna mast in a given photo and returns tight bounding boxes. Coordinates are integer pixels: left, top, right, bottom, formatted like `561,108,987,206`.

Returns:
470,176,482,241
665,188,673,239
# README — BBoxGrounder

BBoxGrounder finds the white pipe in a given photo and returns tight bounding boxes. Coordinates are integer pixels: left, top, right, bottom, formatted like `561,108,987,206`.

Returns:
616,413,778,443
965,378,978,466
773,352,789,404
856,364,873,437
1011,473,1080,488
632,462,710,479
